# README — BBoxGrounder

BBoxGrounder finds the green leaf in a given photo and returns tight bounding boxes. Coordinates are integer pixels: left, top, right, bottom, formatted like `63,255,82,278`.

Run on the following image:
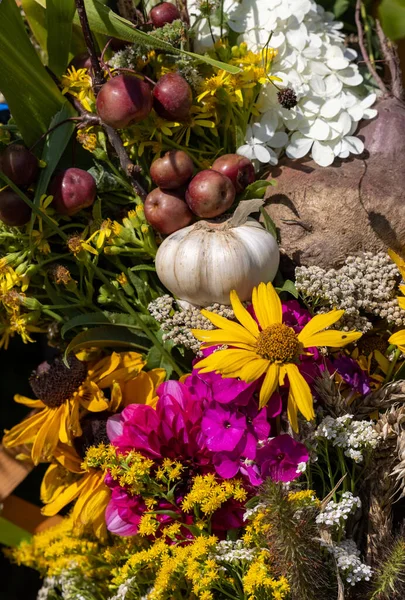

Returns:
242,180,275,200
393,360,405,381
130,264,157,273
260,207,278,240
64,325,150,363
46,0,76,77
379,0,405,40
78,0,241,74
0,0,67,146
33,102,77,205
276,279,299,299
61,311,156,337
146,330,175,378
0,517,31,547
21,0,48,54
333,0,350,17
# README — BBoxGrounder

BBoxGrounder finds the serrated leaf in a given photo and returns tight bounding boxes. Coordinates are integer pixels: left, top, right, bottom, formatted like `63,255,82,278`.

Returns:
0,0,67,146
276,279,299,299
46,0,76,77
78,0,241,74
243,180,274,200
260,207,278,240
64,325,150,363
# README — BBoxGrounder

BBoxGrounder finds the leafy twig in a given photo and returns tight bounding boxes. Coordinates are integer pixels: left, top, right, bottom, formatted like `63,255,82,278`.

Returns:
354,0,388,96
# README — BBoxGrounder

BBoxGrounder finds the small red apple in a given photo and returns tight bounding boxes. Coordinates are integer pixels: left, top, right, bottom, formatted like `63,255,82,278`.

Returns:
96,75,153,129
150,2,181,27
185,170,235,218
0,144,39,187
150,150,194,189
212,153,255,193
144,188,193,234
153,73,192,122
50,168,96,216
0,189,31,226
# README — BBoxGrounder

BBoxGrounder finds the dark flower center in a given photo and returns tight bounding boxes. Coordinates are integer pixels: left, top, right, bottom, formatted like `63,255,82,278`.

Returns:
224,421,231,429
73,412,111,459
277,453,285,461
29,355,87,408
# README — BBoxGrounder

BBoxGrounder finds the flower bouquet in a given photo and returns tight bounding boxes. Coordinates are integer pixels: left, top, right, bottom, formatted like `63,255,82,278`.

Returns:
1,0,405,599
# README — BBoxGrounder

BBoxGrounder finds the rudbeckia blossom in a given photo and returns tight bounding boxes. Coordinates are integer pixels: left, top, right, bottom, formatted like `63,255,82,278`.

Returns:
2,351,146,465
192,282,362,431
38,367,165,540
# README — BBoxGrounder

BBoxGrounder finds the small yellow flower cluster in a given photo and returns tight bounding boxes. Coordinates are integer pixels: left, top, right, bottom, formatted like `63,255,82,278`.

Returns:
155,458,183,482
77,128,98,152
138,512,159,537
287,489,319,508
83,443,154,495
182,473,247,515
243,550,290,600
11,517,101,578
61,66,95,112
243,508,272,545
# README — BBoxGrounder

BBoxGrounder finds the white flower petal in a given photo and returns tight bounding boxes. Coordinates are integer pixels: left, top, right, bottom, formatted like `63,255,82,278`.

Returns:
237,145,255,160
311,141,335,166
320,98,341,118
286,133,313,159
253,144,272,163
268,131,289,147
305,118,330,141
337,66,363,86
343,135,364,154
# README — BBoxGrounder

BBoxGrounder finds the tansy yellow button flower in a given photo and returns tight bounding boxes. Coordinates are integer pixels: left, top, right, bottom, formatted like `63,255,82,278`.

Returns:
192,282,362,431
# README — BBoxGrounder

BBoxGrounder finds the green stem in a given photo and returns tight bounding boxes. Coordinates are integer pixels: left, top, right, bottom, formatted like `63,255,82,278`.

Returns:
42,308,64,322
324,444,337,501
0,174,68,241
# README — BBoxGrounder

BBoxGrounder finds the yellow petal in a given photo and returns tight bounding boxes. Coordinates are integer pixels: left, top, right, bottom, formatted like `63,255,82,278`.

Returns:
285,363,315,422
389,329,405,350
59,402,70,445
78,382,109,412
259,363,279,408
388,248,405,279
287,394,299,433
199,310,258,345
195,349,255,373
252,282,282,329
13,395,45,408
70,398,82,438
191,328,257,349
2,410,48,448
298,310,344,346
230,289,260,338
300,330,362,348
40,464,67,504
89,352,121,383
239,358,269,382
41,476,89,516
149,368,166,388
398,297,405,311
31,407,63,465
109,381,123,412
54,444,83,473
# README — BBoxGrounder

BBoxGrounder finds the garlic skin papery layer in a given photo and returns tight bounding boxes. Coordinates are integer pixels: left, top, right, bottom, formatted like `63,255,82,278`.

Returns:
155,214,280,306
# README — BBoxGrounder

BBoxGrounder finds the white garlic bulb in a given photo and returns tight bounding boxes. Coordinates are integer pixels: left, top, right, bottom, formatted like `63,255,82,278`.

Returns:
155,201,279,305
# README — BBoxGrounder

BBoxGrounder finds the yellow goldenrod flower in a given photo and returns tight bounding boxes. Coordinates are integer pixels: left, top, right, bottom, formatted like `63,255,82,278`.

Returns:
77,128,98,152
61,66,95,112
192,282,362,430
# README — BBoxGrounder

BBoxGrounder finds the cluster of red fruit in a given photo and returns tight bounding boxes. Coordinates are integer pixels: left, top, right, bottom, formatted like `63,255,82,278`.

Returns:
0,142,96,226
144,151,255,234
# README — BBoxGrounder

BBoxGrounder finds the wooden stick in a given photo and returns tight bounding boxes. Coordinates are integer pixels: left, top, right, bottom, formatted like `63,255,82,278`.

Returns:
75,0,105,92
355,0,388,96
376,19,404,101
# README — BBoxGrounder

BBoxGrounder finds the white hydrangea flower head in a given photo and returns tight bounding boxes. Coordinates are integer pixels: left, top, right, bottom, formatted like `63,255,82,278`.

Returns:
188,0,377,166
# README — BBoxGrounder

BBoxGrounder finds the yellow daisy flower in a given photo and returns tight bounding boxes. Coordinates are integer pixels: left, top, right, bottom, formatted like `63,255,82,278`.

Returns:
39,367,166,540
387,249,405,351
192,282,362,431
2,351,146,465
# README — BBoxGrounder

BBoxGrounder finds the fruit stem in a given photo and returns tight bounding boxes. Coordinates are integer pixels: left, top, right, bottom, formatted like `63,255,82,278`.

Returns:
75,0,105,92
354,0,388,96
